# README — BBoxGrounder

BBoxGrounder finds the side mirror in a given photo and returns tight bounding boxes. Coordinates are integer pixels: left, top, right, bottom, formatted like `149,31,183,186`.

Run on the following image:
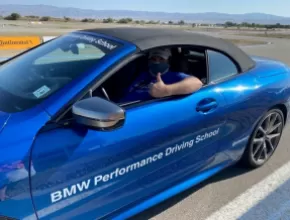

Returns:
72,97,125,130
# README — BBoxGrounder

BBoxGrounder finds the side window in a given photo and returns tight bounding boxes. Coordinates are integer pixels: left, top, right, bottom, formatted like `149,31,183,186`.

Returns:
207,50,239,83
179,48,207,84
93,55,144,104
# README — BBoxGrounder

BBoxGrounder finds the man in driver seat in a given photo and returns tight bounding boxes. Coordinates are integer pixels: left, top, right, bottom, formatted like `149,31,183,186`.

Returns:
119,48,203,103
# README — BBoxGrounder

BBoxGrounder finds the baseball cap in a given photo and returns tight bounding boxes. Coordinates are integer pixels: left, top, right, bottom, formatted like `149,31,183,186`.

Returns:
149,48,171,60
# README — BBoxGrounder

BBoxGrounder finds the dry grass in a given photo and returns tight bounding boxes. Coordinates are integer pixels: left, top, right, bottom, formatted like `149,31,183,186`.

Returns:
226,38,267,45
241,33,290,39
0,49,25,57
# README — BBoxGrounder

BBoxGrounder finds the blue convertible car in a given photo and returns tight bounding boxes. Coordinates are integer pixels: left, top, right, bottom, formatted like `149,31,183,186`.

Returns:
0,28,290,219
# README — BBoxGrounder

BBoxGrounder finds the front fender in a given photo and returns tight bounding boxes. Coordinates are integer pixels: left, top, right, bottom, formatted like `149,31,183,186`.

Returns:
0,106,50,219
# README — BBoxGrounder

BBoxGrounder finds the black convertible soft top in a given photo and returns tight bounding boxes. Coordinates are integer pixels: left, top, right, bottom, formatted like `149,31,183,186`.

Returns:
82,27,255,72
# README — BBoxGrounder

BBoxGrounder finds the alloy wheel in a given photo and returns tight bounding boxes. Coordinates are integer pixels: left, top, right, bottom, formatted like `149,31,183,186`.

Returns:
251,111,284,165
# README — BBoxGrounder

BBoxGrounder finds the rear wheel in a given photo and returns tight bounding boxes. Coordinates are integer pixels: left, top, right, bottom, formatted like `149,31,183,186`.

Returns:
241,108,284,168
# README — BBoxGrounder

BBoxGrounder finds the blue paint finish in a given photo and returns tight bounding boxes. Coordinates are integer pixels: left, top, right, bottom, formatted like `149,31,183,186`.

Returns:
132,85,228,193
0,105,50,219
0,111,10,133
112,163,228,220
0,30,290,220
213,56,290,163
29,88,226,219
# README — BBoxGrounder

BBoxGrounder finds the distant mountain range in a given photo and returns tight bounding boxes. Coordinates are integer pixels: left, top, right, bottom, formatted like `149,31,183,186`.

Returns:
1,4,290,24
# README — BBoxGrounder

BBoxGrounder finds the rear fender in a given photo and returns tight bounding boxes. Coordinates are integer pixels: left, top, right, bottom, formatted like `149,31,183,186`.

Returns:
250,56,290,78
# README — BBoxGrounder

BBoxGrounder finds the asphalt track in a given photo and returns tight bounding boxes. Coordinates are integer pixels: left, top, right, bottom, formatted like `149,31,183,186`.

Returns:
131,35,290,220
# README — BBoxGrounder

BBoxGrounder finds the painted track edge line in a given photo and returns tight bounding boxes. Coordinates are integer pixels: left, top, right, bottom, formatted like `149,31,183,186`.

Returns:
205,160,290,220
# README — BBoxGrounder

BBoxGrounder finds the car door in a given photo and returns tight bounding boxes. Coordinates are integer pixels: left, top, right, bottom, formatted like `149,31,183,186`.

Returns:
29,84,227,219
133,83,228,197
206,49,262,162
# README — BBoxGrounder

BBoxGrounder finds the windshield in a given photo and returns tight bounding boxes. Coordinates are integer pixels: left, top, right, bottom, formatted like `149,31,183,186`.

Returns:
0,32,122,113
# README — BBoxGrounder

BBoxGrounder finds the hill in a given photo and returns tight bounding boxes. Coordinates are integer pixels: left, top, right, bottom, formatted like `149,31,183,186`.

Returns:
1,4,290,24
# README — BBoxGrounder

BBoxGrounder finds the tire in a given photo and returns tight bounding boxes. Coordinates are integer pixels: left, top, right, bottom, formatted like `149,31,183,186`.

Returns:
241,108,285,168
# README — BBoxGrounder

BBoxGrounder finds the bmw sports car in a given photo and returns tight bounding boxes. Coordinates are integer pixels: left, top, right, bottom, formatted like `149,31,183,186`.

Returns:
0,28,290,220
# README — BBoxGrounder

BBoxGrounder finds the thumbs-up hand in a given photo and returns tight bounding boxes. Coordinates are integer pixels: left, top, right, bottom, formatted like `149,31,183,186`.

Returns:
156,72,163,83
149,73,171,98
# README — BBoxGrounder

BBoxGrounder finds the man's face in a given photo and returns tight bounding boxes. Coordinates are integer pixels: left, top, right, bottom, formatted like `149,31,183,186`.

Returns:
148,55,170,76
149,55,167,63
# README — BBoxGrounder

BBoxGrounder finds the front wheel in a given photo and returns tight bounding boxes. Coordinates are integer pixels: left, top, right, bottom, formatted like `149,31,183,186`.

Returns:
241,108,284,168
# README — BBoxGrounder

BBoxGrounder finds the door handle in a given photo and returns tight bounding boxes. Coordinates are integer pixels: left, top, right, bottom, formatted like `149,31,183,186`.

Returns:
196,99,218,113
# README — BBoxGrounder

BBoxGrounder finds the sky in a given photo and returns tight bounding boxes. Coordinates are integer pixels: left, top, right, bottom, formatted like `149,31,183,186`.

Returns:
3,0,290,17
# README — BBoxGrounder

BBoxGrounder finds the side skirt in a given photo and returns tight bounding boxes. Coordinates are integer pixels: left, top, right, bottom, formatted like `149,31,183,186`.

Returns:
111,161,232,220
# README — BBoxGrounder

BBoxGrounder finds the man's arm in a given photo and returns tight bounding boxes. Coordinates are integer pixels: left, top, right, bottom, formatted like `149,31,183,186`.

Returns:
149,73,203,98
166,76,203,96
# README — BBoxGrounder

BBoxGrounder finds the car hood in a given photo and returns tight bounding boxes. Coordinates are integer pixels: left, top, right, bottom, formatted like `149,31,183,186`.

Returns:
0,111,10,133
